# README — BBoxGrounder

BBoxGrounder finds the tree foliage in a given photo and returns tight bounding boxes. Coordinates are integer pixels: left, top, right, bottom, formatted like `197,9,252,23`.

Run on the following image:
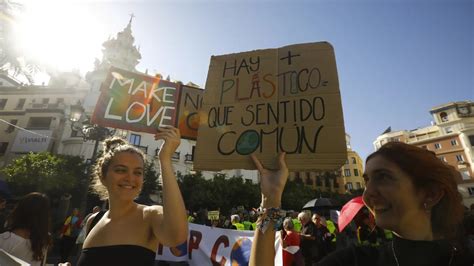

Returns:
1,152,87,202
141,160,160,196
176,172,361,215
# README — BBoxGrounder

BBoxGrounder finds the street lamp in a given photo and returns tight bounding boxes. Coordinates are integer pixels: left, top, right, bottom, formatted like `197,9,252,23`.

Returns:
69,102,115,212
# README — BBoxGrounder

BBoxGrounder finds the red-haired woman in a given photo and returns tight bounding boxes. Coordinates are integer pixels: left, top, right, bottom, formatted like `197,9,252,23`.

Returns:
249,142,473,266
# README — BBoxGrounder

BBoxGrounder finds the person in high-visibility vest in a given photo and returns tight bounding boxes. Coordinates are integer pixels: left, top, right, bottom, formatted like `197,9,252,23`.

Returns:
231,214,245,230
290,211,302,232
242,212,253,230
325,218,337,252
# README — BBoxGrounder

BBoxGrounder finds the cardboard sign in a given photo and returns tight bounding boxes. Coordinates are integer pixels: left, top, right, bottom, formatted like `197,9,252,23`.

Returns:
91,67,203,140
176,85,203,139
207,210,220,221
194,42,346,171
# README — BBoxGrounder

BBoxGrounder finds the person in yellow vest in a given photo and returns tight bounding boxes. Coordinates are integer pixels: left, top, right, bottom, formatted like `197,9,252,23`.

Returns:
242,212,253,230
357,215,384,247
231,214,245,230
325,217,337,252
290,211,302,232
186,210,195,223
249,210,257,231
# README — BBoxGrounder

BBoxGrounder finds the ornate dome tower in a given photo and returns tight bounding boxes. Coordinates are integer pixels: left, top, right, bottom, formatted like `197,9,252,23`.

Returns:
84,15,142,110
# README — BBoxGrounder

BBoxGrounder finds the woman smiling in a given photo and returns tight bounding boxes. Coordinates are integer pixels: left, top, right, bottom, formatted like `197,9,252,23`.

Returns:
74,126,187,266
249,142,473,266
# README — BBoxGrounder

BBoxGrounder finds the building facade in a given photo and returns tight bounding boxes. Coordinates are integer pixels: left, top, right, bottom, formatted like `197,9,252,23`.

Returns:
373,101,474,207
0,18,258,184
288,134,366,194
0,72,88,168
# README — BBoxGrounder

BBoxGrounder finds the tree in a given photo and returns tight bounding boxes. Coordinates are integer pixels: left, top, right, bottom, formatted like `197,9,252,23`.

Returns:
134,160,161,205
142,160,160,196
1,152,87,204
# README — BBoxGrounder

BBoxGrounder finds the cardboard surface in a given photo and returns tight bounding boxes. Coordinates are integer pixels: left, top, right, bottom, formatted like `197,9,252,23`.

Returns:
91,67,203,140
194,42,346,171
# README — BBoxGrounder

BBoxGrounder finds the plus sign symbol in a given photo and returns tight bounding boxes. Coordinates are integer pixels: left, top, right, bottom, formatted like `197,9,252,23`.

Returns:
280,50,301,65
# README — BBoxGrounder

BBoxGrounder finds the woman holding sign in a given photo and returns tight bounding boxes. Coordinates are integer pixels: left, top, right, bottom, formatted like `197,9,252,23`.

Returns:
75,126,187,266
249,142,472,266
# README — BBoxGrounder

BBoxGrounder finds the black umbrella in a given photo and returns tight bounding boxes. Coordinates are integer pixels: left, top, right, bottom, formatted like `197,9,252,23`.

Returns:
302,197,334,210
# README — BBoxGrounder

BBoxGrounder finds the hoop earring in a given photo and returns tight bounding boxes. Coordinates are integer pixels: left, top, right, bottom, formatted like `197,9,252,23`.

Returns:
423,202,431,213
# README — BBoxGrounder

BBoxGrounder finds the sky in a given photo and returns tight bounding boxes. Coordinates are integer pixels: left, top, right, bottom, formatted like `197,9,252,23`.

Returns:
15,0,473,162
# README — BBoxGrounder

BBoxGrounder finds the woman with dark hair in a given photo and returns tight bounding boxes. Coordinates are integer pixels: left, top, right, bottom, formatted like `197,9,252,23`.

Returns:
76,126,187,266
0,192,51,265
249,142,473,266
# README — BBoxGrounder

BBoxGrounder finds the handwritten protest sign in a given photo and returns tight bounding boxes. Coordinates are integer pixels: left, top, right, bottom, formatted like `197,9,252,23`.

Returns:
176,85,203,139
207,210,220,221
194,42,346,171
91,67,203,140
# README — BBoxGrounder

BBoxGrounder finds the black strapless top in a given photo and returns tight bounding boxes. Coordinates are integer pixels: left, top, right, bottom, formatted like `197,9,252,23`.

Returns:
77,245,155,266
318,236,473,266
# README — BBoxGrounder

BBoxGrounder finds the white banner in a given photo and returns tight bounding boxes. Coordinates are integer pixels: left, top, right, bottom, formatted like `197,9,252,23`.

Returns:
11,130,52,152
156,223,283,266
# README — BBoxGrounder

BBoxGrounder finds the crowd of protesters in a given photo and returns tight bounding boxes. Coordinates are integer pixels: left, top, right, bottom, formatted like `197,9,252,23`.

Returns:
0,133,473,265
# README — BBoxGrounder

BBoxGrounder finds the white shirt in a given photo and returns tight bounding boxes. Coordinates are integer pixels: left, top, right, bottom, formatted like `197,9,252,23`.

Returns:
0,231,43,266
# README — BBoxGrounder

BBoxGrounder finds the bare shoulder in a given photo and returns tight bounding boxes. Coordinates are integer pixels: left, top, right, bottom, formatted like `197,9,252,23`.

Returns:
86,212,100,229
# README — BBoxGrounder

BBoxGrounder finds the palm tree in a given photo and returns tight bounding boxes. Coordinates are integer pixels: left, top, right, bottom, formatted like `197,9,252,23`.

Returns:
0,0,39,84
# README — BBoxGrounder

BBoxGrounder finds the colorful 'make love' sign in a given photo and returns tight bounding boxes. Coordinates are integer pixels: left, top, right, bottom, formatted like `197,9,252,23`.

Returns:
194,42,347,171
91,67,203,140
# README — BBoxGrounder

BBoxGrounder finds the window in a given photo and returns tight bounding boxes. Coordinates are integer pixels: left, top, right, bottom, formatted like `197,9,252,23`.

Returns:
439,156,447,163
468,187,474,196
450,139,458,146
354,169,359,176
455,154,464,162
0,142,8,155
42,98,49,104
129,134,141,146
71,129,81,137
316,176,322,186
356,182,362,189
185,153,193,162
346,182,353,191
172,151,180,160
469,135,474,146
445,127,453,134
345,159,349,165
305,176,312,185
324,176,330,187
27,117,52,129
461,170,470,181
434,143,441,149
15,98,25,110
439,112,448,122
344,169,351,177
0,99,7,110
351,157,356,164
5,119,17,133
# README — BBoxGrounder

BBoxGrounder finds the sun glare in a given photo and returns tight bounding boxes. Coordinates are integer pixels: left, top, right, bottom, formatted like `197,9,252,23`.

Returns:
15,1,106,76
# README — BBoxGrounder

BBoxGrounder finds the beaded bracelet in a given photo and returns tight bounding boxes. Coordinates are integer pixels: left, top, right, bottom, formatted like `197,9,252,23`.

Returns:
255,207,286,234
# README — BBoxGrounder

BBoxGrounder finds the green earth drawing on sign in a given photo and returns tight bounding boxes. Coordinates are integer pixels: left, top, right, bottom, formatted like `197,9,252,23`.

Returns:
236,130,259,155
